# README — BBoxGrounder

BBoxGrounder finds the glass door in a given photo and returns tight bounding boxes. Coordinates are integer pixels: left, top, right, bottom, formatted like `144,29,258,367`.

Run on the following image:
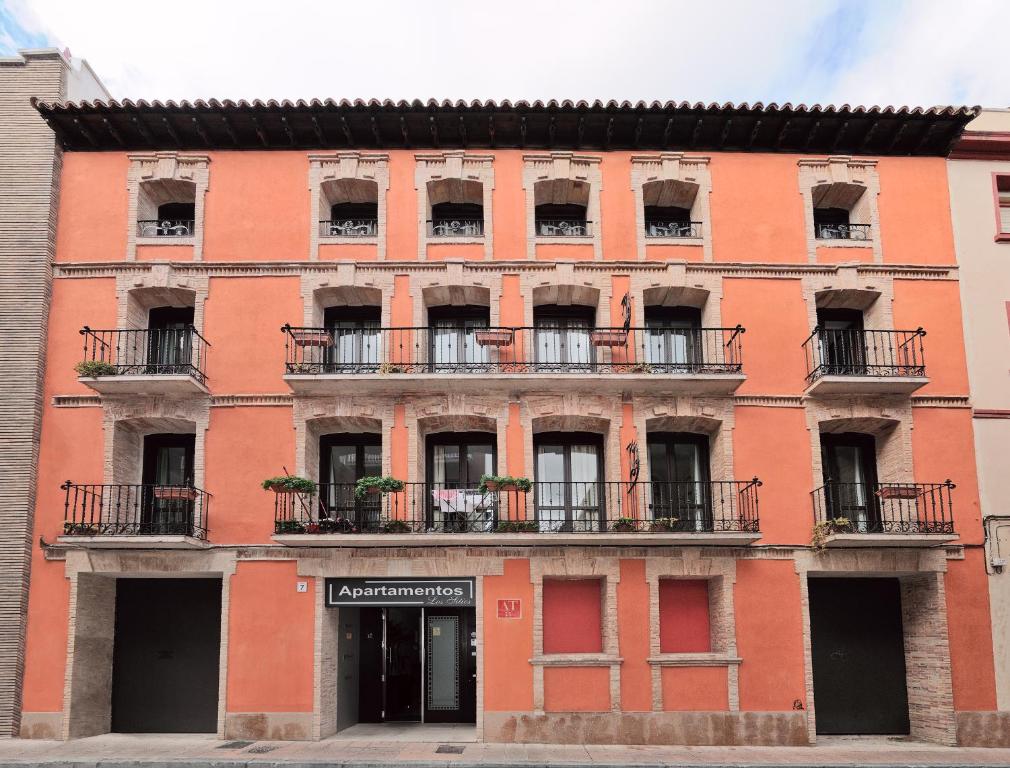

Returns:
324,306,380,372
427,433,496,532
533,307,594,372
647,433,711,530
645,307,702,372
320,434,382,529
141,433,195,534
817,308,866,375
534,433,603,532
424,608,477,723
147,306,194,374
383,607,422,721
428,306,490,372
821,432,879,531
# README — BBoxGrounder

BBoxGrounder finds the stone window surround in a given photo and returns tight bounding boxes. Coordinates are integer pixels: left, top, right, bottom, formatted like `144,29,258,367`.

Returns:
800,265,893,333
127,152,210,261
415,151,495,260
798,156,882,263
522,152,603,260
529,552,622,713
631,153,713,261
116,265,210,335
794,548,956,745
308,152,390,260
644,554,740,712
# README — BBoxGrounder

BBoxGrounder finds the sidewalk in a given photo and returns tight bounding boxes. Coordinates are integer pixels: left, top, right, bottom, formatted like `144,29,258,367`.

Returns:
1,733,1010,768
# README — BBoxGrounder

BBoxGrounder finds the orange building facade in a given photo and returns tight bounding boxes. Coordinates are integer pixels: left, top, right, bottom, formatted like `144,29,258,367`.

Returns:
19,100,1008,746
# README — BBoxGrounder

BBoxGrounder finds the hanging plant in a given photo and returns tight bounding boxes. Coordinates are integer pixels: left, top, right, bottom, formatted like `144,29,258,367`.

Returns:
810,517,853,551
354,476,405,499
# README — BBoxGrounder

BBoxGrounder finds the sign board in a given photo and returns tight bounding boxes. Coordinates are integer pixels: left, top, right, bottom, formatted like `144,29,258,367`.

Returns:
497,598,521,619
325,577,476,607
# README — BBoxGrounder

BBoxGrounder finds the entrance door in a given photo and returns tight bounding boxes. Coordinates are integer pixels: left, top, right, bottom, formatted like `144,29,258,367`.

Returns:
427,433,496,532
534,433,603,532
821,432,879,531
356,606,476,724
320,434,382,529
647,432,711,530
142,433,195,534
809,577,910,735
111,578,221,732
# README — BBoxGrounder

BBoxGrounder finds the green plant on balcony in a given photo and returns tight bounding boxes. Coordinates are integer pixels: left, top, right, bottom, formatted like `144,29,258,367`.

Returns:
354,476,405,499
479,474,532,493
610,517,638,532
74,360,117,378
379,362,405,374
648,516,680,532
319,516,357,534
811,517,853,551
495,520,538,533
275,519,307,534
63,521,99,536
380,519,411,534
262,475,316,494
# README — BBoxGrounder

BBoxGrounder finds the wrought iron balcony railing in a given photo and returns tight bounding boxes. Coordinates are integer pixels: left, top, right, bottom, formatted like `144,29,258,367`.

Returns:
535,219,592,237
137,219,195,237
281,324,744,376
811,481,955,535
802,327,925,384
80,326,210,383
427,218,485,237
273,479,760,535
319,218,378,237
815,222,871,241
645,220,702,238
61,482,210,539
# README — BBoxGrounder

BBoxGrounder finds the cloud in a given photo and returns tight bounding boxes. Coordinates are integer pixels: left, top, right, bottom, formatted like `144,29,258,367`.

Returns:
3,0,1007,107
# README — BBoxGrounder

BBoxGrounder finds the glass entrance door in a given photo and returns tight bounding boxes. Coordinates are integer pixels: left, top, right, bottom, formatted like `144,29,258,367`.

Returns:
817,308,866,375
324,307,381,372
645,307,702,372
428,306,490,372
647,433,711,530
320,434,382,529
534,434,603,532
821,432,879,531
147,306,194,374
424,608,477,723
427,433,496,532
533,307,594,372
141,433,195,534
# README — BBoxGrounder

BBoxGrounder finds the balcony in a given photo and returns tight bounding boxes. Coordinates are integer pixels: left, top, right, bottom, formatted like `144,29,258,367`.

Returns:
802,328,928,395
280,325,745,395
427,218,484,238
58,482,211,548
645,220,702,239
136,219,195,238
319,218,377,237
272,479,761,547
811,481,957,547
536,219,592,237
77,326,210,395
815,222,871,241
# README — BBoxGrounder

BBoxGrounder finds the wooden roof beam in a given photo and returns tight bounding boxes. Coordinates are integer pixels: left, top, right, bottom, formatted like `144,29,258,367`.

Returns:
191,115,211,147
101,117,124,147
249,115,268,147
160,116,181,147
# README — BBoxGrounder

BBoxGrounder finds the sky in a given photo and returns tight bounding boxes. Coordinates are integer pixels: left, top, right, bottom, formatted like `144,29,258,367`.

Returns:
1,0,1008,108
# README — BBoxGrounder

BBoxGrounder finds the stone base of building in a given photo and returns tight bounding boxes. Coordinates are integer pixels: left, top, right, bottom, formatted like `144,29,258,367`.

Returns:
482,711,809,745
223,712,315,741
956,711,1010,747
18,712,63,739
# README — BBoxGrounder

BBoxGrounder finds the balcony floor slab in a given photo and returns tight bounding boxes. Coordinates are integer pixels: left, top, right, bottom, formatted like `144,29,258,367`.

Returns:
273,532,761,547
79,375,210,396
823,533,958,548
283,372,746,396
804,375,929,396
55,535,210,549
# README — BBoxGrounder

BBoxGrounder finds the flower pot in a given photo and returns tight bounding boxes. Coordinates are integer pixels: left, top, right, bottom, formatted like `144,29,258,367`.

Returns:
590,330,628,347
366,485,382,495
475,329,514,347
153,486,198,501
483,480,501,491
291,329,333,347
267,483,292,493
876,486,919,500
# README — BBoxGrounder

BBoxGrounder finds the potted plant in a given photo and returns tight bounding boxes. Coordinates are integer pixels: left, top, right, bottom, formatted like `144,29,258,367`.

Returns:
589,329,629,347
474,329,514,347
275,519,307,534
495,520,538,533
479,474,532,493
262,475,316,494
74,360,117,377
354,476,405,499
629,362,653,374
379,362,405,374
811,517,854,551
319,517,357,534
153,486,199,501
649,517,680,532
610,517,638,532
63,521,99,536
380,519,411,534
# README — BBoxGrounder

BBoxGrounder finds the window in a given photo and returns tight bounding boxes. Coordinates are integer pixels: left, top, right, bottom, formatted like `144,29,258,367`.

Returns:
645,306,702,371
535,202,589,237
147,306,195,374
658,579,711,653
816,308,866,375
324,306,381,372
534,432,603,532
533,305,594,372
542,578,602,654
647,433,711,531
820,432,879,531
137,179,197,238
798,157,879,260
428,305,491,372
326,201,378,237
429,201,484,238
644,204,697,238
142,433,195,534
426,432,496,532
996,174,1010,240
320,434,382,526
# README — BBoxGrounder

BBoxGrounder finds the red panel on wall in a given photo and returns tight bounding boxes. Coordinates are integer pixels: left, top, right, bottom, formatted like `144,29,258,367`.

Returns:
659,579,711,653
543,578,602,653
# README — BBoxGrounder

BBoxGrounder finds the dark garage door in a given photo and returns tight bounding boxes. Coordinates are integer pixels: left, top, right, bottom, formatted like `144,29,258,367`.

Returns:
809,577,910,735
111,578,221,733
